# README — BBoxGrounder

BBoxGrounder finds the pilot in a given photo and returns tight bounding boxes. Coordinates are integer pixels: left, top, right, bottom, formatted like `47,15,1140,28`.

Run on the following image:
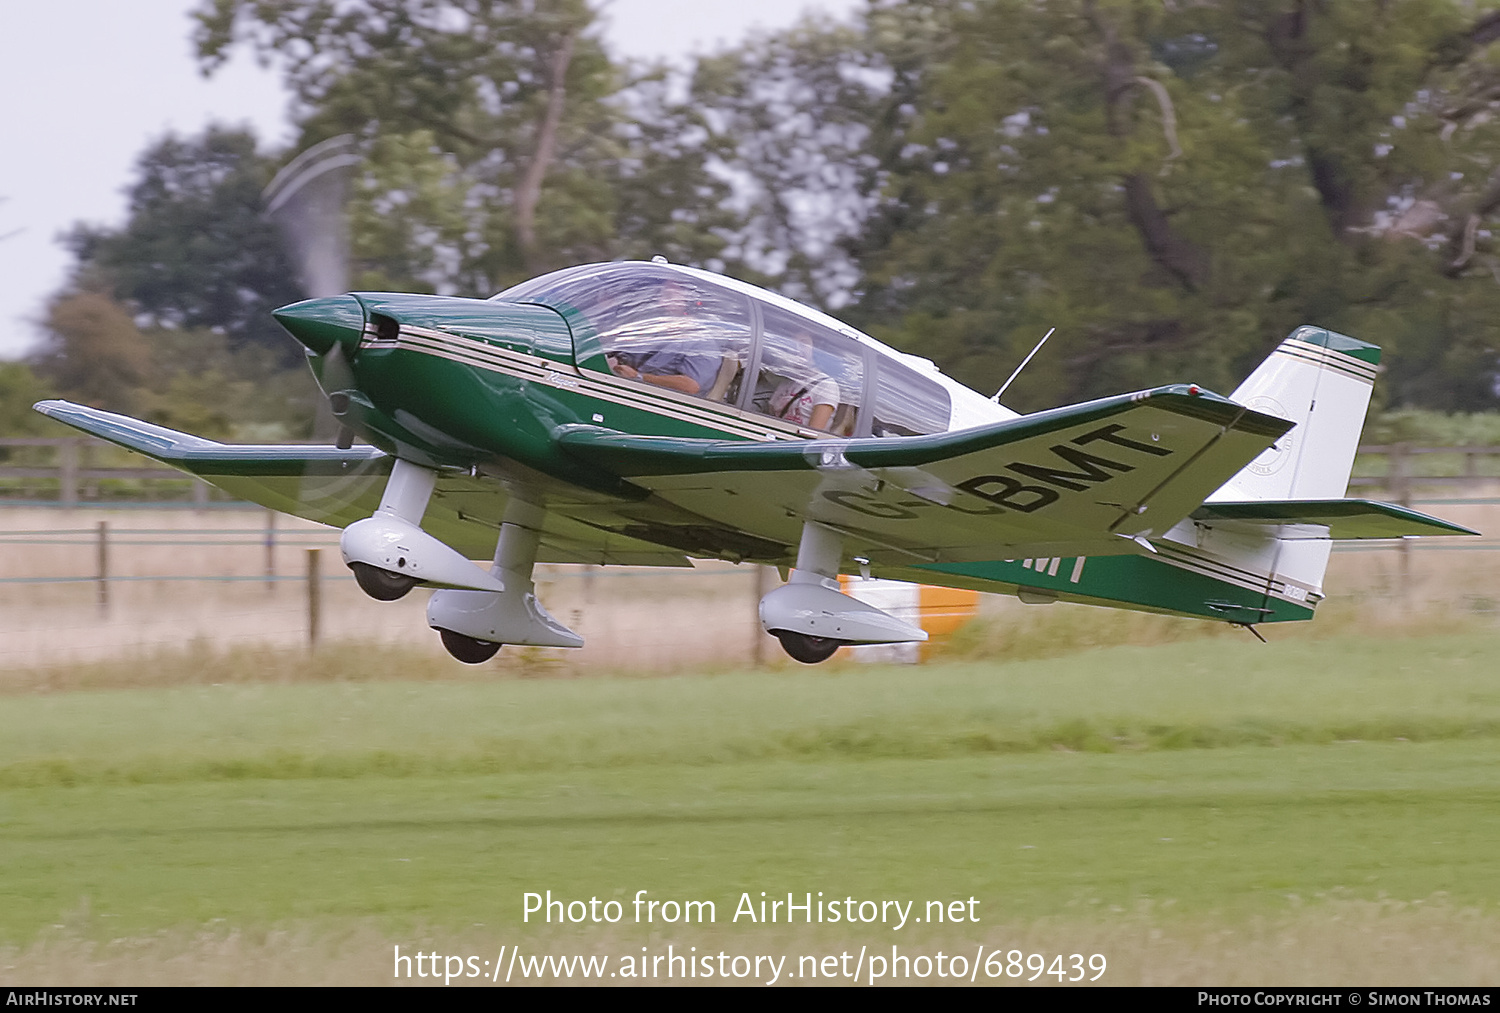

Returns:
607,276,721,396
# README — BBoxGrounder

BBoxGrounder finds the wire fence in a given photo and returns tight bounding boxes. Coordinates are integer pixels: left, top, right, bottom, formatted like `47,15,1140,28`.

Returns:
0,507,778,670
1,496,1495,671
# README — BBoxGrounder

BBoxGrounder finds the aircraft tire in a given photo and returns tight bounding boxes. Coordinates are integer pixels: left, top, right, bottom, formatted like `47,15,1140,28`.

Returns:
774,631,842,664
438,628,503,664
350,561,418,601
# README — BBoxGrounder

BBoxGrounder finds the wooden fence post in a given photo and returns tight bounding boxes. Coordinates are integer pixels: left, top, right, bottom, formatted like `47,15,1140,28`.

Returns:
265,510,277,591
307,548,322,649
1390,442,1411,507
59,440,79,508
96,520,109,612
1391,443,1412,593
751,564,772,666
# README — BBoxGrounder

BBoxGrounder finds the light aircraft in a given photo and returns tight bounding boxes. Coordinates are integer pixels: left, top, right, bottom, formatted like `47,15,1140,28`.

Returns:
34,258,1477,663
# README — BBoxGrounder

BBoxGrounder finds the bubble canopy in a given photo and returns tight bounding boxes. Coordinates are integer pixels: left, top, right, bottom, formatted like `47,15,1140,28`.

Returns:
494,261,952,437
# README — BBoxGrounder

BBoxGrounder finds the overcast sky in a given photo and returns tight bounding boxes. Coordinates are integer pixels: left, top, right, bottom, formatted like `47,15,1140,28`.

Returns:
0,0,861,359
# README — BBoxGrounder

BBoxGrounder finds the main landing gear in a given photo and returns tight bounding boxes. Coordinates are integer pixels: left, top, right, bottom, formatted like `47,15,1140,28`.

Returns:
438,629,502,664
426,498,583,664
340,459,582,664
774,631,842,665
758,521,927,664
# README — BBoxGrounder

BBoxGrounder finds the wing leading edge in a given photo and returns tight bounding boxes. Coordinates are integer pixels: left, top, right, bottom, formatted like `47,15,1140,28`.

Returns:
30,400,693,565
33,400,392,528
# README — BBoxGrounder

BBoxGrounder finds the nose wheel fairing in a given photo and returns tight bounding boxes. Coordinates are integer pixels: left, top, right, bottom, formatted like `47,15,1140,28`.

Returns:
341,510,506,593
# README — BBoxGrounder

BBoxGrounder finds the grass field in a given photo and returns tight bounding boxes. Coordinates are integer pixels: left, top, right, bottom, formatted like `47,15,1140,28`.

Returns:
3,631,1500,985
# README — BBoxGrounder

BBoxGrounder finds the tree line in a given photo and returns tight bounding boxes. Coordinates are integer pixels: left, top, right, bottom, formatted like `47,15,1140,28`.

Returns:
15,0,1500,443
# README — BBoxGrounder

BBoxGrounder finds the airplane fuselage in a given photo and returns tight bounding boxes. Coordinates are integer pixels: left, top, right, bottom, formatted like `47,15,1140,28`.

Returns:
284,262,1010,503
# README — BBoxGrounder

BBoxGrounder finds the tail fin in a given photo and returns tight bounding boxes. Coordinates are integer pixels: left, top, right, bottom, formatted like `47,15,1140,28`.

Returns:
1214,325,1381,502
1160,326,1383,619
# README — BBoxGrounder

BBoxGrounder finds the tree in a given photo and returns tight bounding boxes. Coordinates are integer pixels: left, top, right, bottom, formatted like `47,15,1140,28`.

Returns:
30,289,318,440
194,0,732,295
65,126,305,360
31,292,151,413
689,11,917,306
0,362,55,439
837,0,1500,410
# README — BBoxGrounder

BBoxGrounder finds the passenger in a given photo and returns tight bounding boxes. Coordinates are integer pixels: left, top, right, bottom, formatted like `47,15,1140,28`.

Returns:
769,335,839,431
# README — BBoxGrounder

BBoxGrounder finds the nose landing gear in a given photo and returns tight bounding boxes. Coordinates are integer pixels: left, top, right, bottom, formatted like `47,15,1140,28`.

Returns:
349,561,418,601
342,458,505,598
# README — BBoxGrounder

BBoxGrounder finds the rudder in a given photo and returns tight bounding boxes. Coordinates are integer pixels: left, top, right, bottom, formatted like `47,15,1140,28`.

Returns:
1179,326,1382,617
1214,325,1381,502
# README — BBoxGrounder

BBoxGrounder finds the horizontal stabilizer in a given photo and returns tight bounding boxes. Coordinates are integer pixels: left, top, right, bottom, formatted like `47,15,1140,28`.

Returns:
1191,499,1479,539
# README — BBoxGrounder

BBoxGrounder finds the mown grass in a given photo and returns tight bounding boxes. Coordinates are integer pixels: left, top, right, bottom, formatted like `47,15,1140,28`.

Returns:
2,633,1498,788
3,632,1499,983
3,742,1500,975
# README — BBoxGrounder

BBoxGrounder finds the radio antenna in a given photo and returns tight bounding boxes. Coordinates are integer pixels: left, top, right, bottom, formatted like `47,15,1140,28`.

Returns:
991,327,1056,403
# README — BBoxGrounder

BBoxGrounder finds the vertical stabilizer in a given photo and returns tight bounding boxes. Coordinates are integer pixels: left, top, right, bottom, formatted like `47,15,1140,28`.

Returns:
1214,326,1380,502
1158,326,1382,620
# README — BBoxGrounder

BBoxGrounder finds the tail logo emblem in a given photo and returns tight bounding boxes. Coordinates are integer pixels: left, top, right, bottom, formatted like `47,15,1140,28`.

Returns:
1244,395,1294,476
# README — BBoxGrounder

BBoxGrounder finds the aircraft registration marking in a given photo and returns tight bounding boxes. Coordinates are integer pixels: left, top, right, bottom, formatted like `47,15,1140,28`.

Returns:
822,423,1176,520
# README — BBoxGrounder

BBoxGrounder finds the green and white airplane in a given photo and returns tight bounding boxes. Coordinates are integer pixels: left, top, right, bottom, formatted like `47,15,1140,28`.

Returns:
34,260,1477,663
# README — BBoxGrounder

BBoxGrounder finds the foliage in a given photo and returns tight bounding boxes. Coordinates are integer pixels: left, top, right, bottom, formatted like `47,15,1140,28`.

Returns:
195,0,733,294
31,292,151,413
37,0,1500,424
823,0,1500,409
29,290,317,440
64,127,304,361
0,363,56,440
689,12,908,304
1362,408,1500,447
683,1,1500,411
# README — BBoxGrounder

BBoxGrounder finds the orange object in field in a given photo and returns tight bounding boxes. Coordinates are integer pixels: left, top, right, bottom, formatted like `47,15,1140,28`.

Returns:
917,584,981,639
836,577,980,661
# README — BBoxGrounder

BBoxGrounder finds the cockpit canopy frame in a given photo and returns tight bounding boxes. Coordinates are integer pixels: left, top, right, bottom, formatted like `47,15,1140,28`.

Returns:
495,261,951,437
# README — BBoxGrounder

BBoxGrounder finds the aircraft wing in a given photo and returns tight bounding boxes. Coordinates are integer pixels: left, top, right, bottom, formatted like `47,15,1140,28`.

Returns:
556,384,1295,565
33,399,392,522
31,400,694,566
